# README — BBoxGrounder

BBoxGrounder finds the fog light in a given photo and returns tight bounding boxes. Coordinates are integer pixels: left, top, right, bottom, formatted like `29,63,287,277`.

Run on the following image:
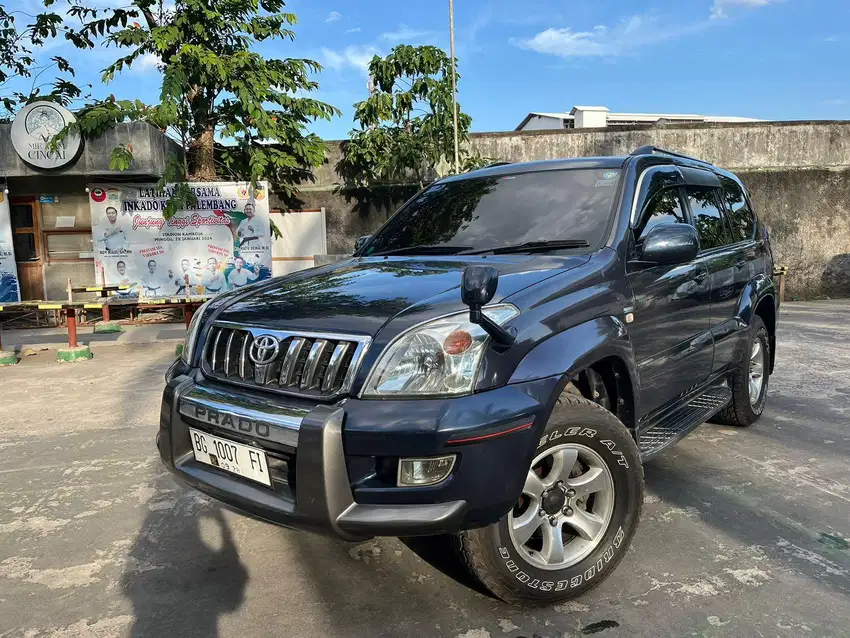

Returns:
397,455,456,487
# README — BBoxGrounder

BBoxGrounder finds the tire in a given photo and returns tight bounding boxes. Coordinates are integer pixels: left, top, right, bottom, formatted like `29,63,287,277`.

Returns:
455,395,644,605
713,316,770,427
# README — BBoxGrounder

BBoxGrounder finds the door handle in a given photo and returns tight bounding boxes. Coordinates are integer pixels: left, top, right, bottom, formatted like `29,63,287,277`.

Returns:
735,259,747,269
694,272,708,284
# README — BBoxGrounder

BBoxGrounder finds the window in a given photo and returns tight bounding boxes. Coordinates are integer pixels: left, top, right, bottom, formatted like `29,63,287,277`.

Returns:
10,204,34,229
46,233,94,261
12,233,37,261
719,177,755,242
635,187,687,243
686,186,730,251
363,168,621,255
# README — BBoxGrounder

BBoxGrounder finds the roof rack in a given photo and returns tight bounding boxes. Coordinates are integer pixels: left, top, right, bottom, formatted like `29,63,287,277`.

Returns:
486,161,513,167
629,145,713,166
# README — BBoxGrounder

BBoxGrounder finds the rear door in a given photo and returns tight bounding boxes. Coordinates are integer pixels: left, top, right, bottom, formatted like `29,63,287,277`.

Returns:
627,166,713,419
682,173,748,376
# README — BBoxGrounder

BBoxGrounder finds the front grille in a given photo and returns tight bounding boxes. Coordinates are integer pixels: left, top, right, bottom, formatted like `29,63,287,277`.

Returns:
202,324,370,399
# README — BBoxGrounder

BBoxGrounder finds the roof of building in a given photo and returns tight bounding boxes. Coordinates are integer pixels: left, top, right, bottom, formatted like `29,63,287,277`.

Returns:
515,108,762,131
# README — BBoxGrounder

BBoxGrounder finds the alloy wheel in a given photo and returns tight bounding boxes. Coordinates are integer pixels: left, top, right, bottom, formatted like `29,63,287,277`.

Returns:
508,443,615,570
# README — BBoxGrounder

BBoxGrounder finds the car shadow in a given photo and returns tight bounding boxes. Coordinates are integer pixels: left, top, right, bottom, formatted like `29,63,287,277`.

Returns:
120,503,248,637
398,535,493,597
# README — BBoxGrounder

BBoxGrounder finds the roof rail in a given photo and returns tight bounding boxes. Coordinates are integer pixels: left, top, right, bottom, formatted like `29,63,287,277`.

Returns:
629,145,713,166
486,161,513,167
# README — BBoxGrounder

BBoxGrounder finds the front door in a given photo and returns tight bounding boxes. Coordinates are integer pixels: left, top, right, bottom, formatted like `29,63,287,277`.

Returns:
10,198,44,300
627,185,714,420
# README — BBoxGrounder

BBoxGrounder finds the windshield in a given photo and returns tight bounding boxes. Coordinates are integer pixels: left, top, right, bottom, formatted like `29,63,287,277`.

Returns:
362,167,621,256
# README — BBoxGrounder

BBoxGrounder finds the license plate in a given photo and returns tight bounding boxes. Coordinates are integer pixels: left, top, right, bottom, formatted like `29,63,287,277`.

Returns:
188,428,271,487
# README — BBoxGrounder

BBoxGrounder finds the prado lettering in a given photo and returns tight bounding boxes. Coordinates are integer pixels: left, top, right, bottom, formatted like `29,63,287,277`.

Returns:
90,181,272,298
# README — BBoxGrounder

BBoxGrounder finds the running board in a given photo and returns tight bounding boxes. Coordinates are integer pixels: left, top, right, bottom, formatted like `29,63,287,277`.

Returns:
638,387,732,459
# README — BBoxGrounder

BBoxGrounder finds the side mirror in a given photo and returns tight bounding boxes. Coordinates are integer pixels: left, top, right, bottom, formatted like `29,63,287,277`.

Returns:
461,265,499,308
639,223,699,265
461,266,514,347
354,235,371,254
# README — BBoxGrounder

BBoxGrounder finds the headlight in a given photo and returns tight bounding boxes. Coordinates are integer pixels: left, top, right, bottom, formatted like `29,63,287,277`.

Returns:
181,300,212,364
361,305,519,398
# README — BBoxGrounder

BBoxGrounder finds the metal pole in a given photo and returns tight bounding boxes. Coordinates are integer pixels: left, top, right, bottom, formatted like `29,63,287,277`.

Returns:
449,0,460,174
67,308,78,348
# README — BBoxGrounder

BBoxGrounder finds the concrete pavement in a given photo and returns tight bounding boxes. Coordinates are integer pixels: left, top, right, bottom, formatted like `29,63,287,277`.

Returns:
0,301,848,637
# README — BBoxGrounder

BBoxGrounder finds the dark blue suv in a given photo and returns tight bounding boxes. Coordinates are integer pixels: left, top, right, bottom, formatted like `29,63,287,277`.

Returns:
159,146,777,604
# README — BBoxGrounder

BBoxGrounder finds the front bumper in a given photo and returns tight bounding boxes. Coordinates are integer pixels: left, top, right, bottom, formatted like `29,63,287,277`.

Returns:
158,364,561,541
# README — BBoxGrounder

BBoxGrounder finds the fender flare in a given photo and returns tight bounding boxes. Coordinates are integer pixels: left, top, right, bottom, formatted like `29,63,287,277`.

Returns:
737,273,776,327
509,316,640,420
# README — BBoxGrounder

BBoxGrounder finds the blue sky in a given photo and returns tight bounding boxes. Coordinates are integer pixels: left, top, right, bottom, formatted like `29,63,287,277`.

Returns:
10,0,850,139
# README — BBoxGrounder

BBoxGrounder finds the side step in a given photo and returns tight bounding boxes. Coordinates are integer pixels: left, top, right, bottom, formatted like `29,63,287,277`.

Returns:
638,386,732,459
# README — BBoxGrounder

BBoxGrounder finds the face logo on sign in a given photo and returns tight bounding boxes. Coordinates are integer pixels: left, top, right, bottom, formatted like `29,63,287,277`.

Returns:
10,101,82,170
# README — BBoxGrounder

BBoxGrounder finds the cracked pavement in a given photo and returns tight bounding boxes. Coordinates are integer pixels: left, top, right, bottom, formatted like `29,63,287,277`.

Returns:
0,300,848,637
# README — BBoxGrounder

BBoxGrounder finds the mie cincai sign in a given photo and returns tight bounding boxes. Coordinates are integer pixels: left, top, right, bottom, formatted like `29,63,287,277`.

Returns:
10,101,82,170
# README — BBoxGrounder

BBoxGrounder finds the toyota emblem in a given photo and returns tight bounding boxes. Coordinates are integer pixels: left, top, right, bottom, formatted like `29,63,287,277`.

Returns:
249,335,280,365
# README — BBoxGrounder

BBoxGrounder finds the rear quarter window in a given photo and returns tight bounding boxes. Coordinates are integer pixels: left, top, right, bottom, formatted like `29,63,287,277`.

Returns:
719,176,756,242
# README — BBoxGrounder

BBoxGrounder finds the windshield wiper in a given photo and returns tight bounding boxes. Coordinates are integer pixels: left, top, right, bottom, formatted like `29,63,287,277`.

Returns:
461,239,591,255
369,244,473,257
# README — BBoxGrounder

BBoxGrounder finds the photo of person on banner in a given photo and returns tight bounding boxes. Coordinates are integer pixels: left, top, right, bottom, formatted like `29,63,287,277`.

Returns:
227,255,260,289
201,257,227,294
172,257,201,295
98,206,130,251
141,259,170,296
235,203,267,251
113,259,139,298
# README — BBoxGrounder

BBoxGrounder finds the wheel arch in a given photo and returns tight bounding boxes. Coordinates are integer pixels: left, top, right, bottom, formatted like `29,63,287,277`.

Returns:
737,274,777,374
753,294,777,374
509,316,639,432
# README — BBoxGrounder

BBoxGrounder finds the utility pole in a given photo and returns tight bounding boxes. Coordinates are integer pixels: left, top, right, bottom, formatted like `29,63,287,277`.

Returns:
449,0,460,174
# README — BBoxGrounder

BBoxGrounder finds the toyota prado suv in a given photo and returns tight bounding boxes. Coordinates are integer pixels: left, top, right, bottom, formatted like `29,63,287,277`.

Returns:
159,145,778,604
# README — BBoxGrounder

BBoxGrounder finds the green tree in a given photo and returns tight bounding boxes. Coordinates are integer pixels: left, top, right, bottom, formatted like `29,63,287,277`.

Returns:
338,44,490,189
0,4,81,119
55,0,338,219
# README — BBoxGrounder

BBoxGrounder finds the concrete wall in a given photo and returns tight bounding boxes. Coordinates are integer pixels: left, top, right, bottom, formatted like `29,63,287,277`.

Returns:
0,122,182,178
302,120,850,298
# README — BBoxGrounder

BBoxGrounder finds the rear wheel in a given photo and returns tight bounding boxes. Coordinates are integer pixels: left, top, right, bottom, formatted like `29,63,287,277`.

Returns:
713,316,770,427
456,395,643,605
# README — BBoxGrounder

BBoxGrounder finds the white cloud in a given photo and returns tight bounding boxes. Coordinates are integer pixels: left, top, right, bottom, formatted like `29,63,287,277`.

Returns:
515,14,700,58
345,27,362,34
824,98,847,106
825,34,839,42
326,11,342,23
711,0,781,19
380,24,433,42
132,52,161,73
319,45,381,75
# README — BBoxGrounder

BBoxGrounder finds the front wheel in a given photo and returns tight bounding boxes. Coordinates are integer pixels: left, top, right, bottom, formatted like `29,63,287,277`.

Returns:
456,395,643,605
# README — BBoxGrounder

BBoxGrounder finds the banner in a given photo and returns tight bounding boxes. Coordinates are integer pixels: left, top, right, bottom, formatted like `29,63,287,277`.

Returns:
0,192,22,303
89,182,272,298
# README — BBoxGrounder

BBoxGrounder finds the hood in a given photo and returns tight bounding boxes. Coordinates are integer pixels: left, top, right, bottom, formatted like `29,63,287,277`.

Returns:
215,254,590,335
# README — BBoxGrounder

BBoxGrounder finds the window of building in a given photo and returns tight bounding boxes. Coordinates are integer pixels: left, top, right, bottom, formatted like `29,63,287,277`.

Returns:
719,176,755,242
686,186,731,250
45,232,94,261
635,187,687,243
